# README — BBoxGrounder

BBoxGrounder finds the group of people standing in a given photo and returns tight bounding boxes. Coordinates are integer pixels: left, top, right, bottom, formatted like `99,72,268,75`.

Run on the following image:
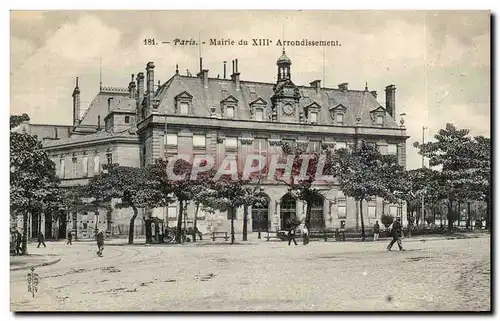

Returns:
286,217,404,251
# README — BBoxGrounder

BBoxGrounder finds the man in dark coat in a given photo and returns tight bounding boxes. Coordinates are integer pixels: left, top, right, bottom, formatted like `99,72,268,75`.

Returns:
37,232,46,248
67,231,73,245
96,230,105,256
387,218,404,251
373,221,380,241
288,227,297,246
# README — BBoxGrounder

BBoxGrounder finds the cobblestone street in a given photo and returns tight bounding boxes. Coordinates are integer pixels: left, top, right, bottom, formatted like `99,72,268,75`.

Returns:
10,235,490,311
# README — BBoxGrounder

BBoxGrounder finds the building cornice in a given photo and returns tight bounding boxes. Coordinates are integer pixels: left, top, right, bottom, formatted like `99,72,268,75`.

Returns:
42,135,139,152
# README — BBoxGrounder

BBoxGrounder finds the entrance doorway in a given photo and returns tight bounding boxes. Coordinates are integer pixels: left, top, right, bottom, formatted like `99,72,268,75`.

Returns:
309,194,325,230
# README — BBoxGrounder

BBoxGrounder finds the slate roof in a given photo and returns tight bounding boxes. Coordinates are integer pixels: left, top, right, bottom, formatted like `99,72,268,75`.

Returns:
155,75,400,128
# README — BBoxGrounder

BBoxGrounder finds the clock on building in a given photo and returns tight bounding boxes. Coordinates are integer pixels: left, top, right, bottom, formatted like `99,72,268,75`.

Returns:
283,103,294,115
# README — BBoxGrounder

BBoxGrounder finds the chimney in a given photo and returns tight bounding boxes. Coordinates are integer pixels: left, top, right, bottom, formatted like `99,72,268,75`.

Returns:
107,97,114,113
128,74,136,99
310,80,321,94
370,90,378,99
338,83,348,92
201,70,209,89
72,77,81,126
199,57,203,73
97,115,101,131
146,62,155,108
137,72,145,106
385,84,396,117
223,61,227,79
231,59,240,90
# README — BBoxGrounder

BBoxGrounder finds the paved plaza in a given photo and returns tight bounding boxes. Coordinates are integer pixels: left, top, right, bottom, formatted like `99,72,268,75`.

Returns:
10,234,490,311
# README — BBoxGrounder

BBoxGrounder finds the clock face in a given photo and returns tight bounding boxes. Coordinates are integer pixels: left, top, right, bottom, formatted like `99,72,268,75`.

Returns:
283,104,294,115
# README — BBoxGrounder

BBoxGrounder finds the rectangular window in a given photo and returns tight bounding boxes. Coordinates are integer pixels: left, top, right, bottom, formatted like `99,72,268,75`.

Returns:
226,106,235,119
106,152,113,165
336,113,344,123
376,114,384,125
93,155,100,175
125,116,130,124
338,206,347,219
336,142,347,150
167,204,177,220
166,133,178,147
179,102,189,115
83,222,88,230
255,109,264,121
388,144,398,155
310,111,318,123
368,205,377,219
59,159,65,178
308,141,321,153
225,137,238,150
82,156,88,177
72,156,78,178
193,135,206,148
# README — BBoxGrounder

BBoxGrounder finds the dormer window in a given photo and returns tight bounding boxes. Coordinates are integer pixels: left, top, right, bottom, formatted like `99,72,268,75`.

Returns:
305,101,321,124
249,97,267,121
330,104,347,125
226,106,235,119
174,91,193,115
221,95,238,120
179,102,189,115
310,111,318,123
370,106,387,126
255,109,264,121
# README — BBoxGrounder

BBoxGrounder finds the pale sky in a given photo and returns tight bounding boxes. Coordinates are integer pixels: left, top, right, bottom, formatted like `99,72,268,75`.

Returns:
10,10,490,170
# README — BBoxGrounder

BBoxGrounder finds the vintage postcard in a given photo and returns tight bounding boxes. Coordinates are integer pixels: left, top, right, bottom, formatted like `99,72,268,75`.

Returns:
10,10,490,312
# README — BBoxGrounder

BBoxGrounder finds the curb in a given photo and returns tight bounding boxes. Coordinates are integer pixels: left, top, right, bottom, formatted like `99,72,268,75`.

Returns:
10,256,62,272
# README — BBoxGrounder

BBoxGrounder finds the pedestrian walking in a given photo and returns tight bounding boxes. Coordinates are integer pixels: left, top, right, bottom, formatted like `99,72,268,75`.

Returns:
288,227,297,246
301,226,309,245
15,230,22,255
67,231,73,245
387,218,404,251
37,232,46,248
373,221,380,241
96,230,105,257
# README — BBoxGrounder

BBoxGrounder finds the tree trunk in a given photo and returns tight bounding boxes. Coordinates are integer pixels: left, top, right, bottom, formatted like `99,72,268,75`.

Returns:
193,203,199,242
22,211,28,255
457,202,461,227
305,200,312,230
145,217,152,244
176,200,184,244
231,207,235,244
467,202,471,230
242,205,248,241
128,205,138,244
359,199,365,241
447,200,454,233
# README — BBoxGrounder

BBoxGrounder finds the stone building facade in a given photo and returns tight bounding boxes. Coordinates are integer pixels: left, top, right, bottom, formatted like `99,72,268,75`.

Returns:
31,50,409,239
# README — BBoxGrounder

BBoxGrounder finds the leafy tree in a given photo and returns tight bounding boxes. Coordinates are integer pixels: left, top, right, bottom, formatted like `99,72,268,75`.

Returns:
413,124,488,232
10,114,59,254
331,141,405,241
84,164,161,244
380,214,394,229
